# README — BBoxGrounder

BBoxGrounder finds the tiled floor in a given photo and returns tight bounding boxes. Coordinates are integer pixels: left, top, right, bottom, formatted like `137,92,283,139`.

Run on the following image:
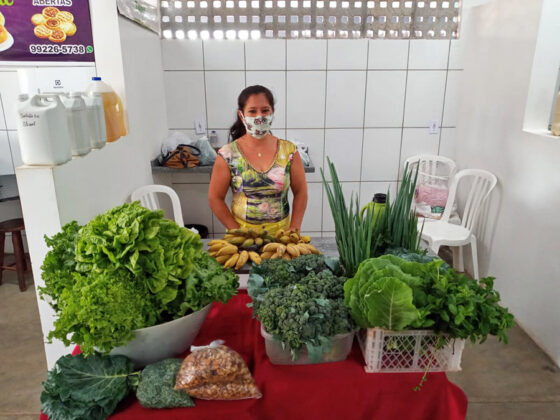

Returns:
0,269,559,420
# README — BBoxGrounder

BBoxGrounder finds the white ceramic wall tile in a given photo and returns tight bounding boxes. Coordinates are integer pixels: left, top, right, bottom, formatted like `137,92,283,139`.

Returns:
246,39,286,70
0,97,5,131
0,131,14,175
300,182,323,232
404,71,447,127
164,71,206,129
324,129,363,182
448,39,465,70
162,40,204,70
286,71,326,128
7,130,22,169
0,72,21,130
359,182,397,209
174,183,214,229
408,40,450,70
361,128,402,181
325,71,367,128
439,128,456,160
287,40,327,70
286,129,324,182
368,40,409,70
205,71,245,128
327,39,368,70
246,71,286,128
443,71,462,127
203,40,245,70
322,182,360,231
364,71,406,127
400,128,440,177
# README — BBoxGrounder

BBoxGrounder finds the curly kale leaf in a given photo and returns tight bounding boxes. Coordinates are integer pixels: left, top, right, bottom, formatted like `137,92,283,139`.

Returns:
136,359,194,409
256,284,355,360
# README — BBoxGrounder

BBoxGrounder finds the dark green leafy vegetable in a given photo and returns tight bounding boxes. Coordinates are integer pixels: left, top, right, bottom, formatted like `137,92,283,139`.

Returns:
345,255,514,344
136,359,194,409
40,202,238,355
41,353,135,420
167,252,239,318
256,284,354,361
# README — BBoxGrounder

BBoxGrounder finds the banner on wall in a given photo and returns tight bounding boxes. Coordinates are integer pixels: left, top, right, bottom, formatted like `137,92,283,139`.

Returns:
0,0,95,63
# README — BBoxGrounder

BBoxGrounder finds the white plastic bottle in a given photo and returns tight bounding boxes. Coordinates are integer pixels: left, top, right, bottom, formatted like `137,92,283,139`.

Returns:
83,92,107,149
85,77,127,142
15,94,72,165
60,92,91,156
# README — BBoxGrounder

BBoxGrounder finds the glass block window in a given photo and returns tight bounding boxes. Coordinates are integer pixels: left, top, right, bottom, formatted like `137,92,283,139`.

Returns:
160,0,461,40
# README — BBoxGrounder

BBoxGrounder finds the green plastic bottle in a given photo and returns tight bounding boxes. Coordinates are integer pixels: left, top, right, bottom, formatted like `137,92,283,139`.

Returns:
360,193,387,225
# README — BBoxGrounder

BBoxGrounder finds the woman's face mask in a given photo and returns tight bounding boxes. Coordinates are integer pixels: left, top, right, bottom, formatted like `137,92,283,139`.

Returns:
242,113,274,139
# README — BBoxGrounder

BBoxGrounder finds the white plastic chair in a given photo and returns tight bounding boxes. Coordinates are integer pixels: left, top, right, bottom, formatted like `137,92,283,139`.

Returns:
131,184,184,227
420,169,498,279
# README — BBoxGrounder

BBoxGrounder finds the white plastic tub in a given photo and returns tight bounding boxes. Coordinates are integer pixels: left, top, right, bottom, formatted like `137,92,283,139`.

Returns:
110,304,212,368
261,325,355,365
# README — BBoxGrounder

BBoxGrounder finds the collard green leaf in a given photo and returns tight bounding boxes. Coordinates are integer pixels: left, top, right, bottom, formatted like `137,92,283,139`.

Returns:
363,277,418,330
41,354,134,420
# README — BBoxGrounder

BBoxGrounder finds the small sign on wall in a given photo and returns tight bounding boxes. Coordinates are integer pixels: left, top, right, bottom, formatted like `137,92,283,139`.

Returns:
0,0,95,64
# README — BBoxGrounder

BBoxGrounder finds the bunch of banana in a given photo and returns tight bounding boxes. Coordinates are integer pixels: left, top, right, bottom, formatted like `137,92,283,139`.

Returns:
207,239,262,269
259,241,321,260
221,228,273,251
273,229,312,245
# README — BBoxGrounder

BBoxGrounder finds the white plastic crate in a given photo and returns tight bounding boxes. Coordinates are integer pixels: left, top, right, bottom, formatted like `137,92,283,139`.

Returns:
357,328,465,373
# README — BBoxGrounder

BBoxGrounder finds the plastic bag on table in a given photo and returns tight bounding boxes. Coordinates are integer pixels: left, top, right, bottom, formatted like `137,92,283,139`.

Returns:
174,340,262,400
293,141,311,166
160,132,216,166
192,136,217,166
414,172,450,220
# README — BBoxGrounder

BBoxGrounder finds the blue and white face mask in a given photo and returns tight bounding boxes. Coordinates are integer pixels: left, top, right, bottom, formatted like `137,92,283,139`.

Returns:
242,113,274,139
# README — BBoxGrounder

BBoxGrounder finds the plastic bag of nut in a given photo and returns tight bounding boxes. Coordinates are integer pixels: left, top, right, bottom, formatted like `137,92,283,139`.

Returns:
175,340,262,400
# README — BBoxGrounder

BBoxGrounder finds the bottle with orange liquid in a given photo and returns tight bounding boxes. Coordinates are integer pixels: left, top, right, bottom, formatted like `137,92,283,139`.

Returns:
85,77,127,142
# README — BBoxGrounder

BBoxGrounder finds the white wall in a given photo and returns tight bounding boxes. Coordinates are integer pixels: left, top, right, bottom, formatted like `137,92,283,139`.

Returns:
160,37,464,236
16,1,168,368
454,0,560,365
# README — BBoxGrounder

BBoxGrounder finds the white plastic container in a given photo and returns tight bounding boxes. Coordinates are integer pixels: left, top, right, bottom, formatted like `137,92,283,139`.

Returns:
85,77,127,142
83,92,107,149
261,325,355,365
60,92,91,156
15,94,72,166
357,328,465,373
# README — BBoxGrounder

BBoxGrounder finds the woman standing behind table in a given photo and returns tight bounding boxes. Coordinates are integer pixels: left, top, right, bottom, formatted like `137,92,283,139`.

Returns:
209,85,308,236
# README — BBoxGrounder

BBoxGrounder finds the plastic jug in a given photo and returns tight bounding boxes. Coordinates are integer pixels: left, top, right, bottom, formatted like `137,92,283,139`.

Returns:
60,92,91,156
85,77,127,142
83,92,107,149
15,94,72,165
552,90,560,136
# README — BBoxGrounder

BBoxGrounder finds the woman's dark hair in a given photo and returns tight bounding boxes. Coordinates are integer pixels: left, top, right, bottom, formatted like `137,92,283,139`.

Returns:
228,85,275,142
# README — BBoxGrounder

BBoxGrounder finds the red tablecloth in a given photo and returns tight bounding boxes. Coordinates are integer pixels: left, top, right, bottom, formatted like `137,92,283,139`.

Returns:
41,291,467,420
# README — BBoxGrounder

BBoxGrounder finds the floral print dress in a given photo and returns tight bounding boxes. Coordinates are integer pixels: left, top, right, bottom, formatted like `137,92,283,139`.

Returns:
218,139,297,226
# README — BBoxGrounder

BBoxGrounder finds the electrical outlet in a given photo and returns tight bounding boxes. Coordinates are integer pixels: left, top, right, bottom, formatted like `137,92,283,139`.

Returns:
429,120,439,134
194,119,206,134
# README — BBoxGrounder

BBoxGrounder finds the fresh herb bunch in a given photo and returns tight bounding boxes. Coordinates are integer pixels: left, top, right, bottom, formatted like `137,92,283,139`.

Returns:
256,283,355,360
345,255,514,344
40,202,238,354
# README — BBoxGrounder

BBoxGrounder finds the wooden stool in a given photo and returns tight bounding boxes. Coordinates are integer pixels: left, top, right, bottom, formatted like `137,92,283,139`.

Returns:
0,218,29,292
